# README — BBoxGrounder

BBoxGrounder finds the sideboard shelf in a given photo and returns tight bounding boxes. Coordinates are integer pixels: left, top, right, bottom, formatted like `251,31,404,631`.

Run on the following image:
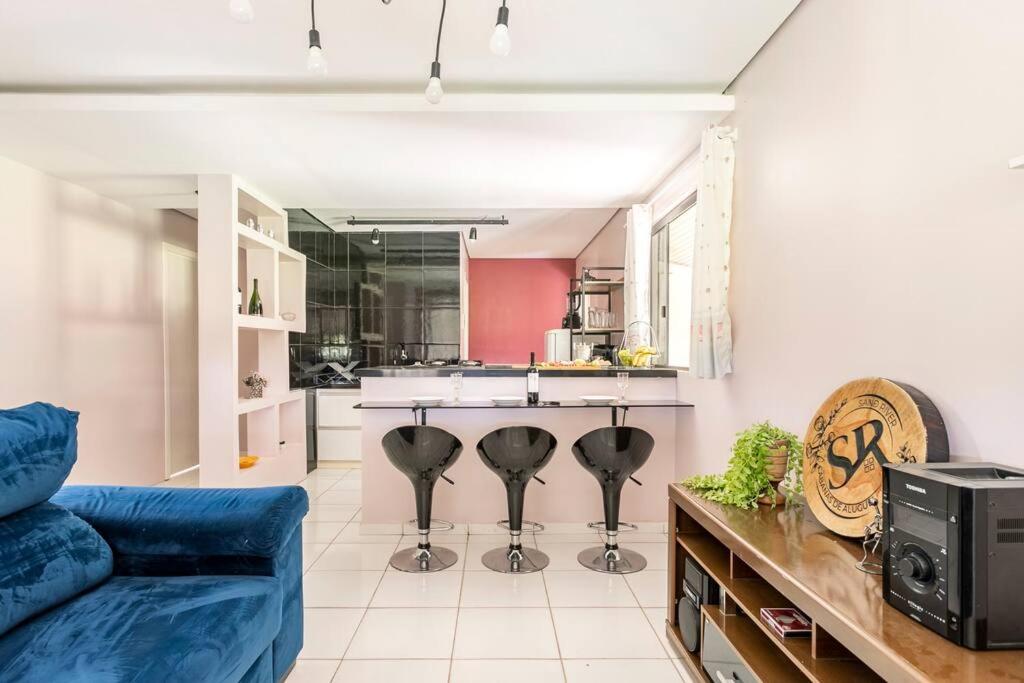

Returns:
665,484,1024,683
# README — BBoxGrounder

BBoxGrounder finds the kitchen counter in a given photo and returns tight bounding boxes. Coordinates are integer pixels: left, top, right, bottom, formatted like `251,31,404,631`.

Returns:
355,365,677,378
357,369,684,527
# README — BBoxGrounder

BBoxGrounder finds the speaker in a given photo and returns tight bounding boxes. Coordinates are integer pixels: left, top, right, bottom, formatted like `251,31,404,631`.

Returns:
678,557,719,653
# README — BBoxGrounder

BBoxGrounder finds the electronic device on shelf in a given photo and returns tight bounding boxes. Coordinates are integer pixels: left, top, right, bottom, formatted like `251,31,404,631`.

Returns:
679,557,719,653
883,462,1024,650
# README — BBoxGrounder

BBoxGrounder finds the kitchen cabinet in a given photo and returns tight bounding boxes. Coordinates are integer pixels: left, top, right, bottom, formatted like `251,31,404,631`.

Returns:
316,388,362,461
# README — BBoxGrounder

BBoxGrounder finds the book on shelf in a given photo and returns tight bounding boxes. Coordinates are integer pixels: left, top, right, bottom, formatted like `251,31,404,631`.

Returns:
760,607,812,639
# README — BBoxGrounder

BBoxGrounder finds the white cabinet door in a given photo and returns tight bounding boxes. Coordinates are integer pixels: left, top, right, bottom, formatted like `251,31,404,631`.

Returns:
318,393,362,428
318,429,362,461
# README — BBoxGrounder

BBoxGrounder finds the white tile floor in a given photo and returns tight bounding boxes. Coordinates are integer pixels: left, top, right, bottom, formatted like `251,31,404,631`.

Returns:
289,465,694,683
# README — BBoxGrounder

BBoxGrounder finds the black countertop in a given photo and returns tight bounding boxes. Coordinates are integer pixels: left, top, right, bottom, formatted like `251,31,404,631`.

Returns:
355,365,677,378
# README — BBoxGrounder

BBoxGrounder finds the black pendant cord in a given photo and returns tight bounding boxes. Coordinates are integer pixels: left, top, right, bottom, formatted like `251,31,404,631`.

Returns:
310,0,317,30
434,0,447,63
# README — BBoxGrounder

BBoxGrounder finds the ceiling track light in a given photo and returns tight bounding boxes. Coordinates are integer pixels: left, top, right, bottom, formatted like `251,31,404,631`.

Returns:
425,0,447,104
229,0,254,23
469,226,478,241
370,228,381,245
347,217,508,226
490,1,511,57
307,0,327,75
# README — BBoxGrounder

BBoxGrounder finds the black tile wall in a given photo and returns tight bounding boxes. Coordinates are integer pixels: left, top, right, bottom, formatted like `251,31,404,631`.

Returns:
286,210,462,388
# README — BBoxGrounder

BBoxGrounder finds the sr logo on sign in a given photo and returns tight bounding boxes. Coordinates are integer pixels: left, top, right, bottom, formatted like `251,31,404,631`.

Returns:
803,378,948,538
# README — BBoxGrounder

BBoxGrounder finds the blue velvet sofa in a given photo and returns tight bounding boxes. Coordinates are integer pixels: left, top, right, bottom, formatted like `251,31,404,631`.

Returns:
0,403,309,683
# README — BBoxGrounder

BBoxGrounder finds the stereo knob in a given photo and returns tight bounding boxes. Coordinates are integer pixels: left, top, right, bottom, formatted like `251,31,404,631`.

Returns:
898,550,933,584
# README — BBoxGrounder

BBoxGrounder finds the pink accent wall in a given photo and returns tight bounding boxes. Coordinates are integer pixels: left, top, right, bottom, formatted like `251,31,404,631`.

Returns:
468,258,576,363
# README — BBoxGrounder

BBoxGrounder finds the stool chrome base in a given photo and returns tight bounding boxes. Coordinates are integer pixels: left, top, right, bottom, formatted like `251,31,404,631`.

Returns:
577,545,646,574
481,545,550,574
389,545,459,573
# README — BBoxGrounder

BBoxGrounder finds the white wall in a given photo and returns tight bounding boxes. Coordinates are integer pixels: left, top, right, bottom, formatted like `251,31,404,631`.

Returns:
676,0,1024,477
0,155,197,485
575,208,627,275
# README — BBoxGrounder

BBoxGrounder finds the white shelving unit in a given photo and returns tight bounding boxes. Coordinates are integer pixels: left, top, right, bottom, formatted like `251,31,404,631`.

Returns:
1010,155,1024,170
197,175,308,487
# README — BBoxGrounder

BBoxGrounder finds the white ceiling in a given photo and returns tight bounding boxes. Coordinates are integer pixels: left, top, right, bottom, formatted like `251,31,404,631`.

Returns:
0,1,798,92
308,208,619,259
0,0,798,257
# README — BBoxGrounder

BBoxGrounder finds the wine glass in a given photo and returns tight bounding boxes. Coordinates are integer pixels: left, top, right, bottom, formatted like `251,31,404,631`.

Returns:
616,372,630,403
450,372,464,404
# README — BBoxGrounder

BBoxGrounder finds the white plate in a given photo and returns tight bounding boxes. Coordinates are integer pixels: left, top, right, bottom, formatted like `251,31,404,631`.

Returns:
410,396,444,406
490,396,525,407
579,395,617,405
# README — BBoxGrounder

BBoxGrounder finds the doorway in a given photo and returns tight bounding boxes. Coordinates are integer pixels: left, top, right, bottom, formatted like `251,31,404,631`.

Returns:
162,243,199,479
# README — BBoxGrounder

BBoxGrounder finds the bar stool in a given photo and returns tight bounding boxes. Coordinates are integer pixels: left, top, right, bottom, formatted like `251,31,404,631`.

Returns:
381,425,462,572
572,426,655,574
476,426,557,573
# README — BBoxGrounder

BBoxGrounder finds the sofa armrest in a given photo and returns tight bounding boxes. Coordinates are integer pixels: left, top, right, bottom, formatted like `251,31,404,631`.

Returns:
51,485,309,560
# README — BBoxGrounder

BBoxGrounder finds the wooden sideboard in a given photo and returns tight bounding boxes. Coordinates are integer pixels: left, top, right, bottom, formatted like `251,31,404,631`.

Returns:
665,484,1024,682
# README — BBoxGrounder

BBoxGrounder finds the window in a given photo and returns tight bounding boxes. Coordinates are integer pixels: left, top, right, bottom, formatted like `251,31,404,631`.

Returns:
651,197,696,368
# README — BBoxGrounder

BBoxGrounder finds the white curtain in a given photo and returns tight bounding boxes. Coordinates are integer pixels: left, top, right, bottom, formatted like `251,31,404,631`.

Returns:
623,203,653,347
689,126,736,379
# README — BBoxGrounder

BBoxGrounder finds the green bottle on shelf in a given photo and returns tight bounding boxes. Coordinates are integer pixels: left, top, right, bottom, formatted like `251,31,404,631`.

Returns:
248,278,263,316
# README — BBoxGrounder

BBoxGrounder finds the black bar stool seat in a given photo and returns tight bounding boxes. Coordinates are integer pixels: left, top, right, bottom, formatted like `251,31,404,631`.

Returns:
476,426,557,573
571,426,654,574
382,425,462,572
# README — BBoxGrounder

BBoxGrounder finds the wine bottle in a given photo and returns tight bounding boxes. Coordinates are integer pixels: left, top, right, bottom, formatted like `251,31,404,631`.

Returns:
248,278,263,316
527,351,539,405
236,286,242,314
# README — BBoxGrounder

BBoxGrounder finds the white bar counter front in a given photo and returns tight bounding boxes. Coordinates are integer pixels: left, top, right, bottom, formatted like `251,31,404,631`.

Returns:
355,366,689,530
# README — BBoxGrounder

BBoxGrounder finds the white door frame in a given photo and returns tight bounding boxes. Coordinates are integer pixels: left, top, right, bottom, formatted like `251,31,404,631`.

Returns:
162,243,198,480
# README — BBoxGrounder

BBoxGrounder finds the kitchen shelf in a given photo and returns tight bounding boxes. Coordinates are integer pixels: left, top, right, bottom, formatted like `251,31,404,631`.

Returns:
1010,155,1024,169
573,327,624,334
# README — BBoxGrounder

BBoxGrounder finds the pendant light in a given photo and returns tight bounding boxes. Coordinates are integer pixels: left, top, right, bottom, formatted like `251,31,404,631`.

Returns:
371,228,381,245
489,1,511,57
229,0,254,23
425,0,447,104
469,227,478,241
307,0,327,75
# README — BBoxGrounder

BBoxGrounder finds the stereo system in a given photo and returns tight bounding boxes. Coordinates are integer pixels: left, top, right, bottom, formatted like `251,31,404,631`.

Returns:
883,462,1024,649
678,557,720,653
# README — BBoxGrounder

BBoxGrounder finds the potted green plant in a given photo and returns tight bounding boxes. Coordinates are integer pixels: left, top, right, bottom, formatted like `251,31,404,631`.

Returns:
682,422,803,509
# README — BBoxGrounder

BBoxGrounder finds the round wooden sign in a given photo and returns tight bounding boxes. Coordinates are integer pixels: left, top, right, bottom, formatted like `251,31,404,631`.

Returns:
802,378,949,537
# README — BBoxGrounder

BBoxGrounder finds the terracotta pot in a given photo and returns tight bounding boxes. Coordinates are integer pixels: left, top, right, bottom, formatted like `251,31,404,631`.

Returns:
764,445,789,481
757,483,786,506
758,444,790,506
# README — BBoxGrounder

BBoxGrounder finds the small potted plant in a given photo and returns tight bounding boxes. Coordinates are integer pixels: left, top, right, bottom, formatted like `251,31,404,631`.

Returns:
682,422,803,509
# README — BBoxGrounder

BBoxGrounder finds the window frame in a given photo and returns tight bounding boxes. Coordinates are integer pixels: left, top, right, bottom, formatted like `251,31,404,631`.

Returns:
651,192,697,370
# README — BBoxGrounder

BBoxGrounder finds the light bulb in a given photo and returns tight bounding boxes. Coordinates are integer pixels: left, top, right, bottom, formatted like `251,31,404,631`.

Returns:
307,45,327,74
229,0,254,23
490,4,511,56
425,61,443,104
489,23,511,56
425,77,444,104
371,228,381,245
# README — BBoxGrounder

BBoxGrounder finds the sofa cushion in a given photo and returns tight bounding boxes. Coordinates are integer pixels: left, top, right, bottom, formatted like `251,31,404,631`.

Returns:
53,485,309,558
0,502,113,637
0,575,283,683
0,403,79,519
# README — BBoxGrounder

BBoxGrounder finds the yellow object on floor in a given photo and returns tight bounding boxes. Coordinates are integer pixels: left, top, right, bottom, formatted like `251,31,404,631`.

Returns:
239,455,259,469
